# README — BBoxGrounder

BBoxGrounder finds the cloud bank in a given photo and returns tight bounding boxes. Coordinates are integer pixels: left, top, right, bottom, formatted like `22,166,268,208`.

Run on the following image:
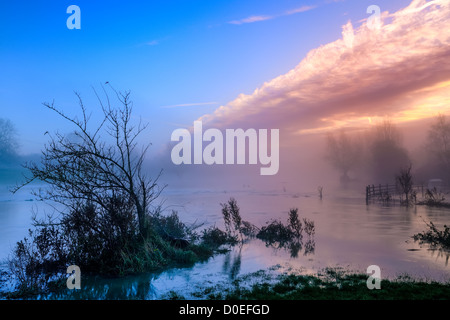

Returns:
201,0,450,136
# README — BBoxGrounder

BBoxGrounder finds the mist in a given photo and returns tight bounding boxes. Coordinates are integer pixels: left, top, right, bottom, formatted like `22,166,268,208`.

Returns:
140,114,449,201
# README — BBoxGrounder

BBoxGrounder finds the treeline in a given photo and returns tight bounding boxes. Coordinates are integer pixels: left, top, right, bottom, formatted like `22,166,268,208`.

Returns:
324,115,450,186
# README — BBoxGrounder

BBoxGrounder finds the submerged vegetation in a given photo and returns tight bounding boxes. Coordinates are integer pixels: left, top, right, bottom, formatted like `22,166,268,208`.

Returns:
416,187,450,208
256,208,315,257
413,221,450,250
218,199,316,258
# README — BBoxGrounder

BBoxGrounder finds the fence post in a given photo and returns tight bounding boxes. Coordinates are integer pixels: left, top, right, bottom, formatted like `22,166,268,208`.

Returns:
366,185,369,205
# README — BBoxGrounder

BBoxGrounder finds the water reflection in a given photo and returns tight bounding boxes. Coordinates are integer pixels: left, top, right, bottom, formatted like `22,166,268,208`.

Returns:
422,248,450,267
259,237,316,259
222,246,242,280
2,185,450,299
303,239,316,256
42,273,157,300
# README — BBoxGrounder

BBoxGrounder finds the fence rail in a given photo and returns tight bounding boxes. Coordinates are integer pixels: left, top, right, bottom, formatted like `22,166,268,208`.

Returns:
365,184,425,204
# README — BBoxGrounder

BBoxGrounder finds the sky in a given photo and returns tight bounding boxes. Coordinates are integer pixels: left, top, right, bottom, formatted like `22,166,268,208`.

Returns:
1,0,449,188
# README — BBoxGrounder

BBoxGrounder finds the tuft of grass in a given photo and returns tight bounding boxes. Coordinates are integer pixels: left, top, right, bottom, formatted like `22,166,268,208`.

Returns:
162,290,186,300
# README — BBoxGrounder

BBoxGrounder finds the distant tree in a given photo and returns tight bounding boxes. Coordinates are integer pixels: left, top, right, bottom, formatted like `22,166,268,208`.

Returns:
396,163,414,205
372,119,402,143
325,130,361,184
0,118,18,163
368,120,410,183
426,114,450,181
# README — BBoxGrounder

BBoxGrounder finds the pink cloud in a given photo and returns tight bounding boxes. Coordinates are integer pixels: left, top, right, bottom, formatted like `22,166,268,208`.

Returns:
201,0,450,135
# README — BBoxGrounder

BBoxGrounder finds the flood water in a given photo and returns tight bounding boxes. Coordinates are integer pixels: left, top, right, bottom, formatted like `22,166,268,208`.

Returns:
1,182,449,299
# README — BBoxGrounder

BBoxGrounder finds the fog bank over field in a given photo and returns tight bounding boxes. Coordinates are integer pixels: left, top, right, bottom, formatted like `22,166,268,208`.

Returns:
149,115,441,196
0,112,445,199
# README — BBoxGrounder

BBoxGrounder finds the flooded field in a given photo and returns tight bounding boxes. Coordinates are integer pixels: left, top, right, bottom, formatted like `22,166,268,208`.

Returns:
1,183,449,299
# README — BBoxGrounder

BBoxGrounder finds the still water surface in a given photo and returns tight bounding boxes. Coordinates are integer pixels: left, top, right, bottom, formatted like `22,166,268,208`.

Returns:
1,183,449,299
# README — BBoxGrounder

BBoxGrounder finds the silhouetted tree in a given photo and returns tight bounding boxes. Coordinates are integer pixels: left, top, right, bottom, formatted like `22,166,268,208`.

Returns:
426,114,450,182
369,120,410,183
325,130,361,184
396,163,414,205
0,118,18,163
13,87,163,237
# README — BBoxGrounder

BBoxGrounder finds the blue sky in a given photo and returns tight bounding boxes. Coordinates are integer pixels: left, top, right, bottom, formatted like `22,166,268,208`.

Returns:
0,0,413,154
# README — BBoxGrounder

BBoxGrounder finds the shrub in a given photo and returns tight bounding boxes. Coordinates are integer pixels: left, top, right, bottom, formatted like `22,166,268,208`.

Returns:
7,228,67,297
423,188,446,206
6,199,219,297
201,226,237,247
150,209,200,244
240,220,259,238
256,207,315,257
221,198,241,237
257,219,294,247
413,221,450,249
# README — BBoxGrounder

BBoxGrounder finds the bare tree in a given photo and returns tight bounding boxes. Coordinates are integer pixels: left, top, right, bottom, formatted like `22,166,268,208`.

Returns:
0,118,18,162
369,120,410,183
13,87,163,237
426,114,450,181
396,163,414,205
372,119,401,143
325,130,361,184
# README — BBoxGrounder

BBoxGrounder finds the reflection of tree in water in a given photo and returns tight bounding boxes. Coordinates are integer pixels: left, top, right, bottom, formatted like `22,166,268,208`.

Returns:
413,220,450,267
222,246,242,280
270,237,316,258
303,239,315,256
427,248,449,267
288,240,303,258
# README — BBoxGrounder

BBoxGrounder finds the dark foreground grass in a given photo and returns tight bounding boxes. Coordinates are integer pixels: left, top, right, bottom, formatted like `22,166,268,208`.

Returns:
164,267,450,300
230,275,450,300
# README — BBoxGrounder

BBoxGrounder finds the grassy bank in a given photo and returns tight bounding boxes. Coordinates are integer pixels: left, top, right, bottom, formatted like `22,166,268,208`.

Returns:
0,209,236,299
164,266,450,300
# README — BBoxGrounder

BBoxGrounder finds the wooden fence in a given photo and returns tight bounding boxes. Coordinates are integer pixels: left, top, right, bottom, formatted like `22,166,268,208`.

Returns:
365,184,425,204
